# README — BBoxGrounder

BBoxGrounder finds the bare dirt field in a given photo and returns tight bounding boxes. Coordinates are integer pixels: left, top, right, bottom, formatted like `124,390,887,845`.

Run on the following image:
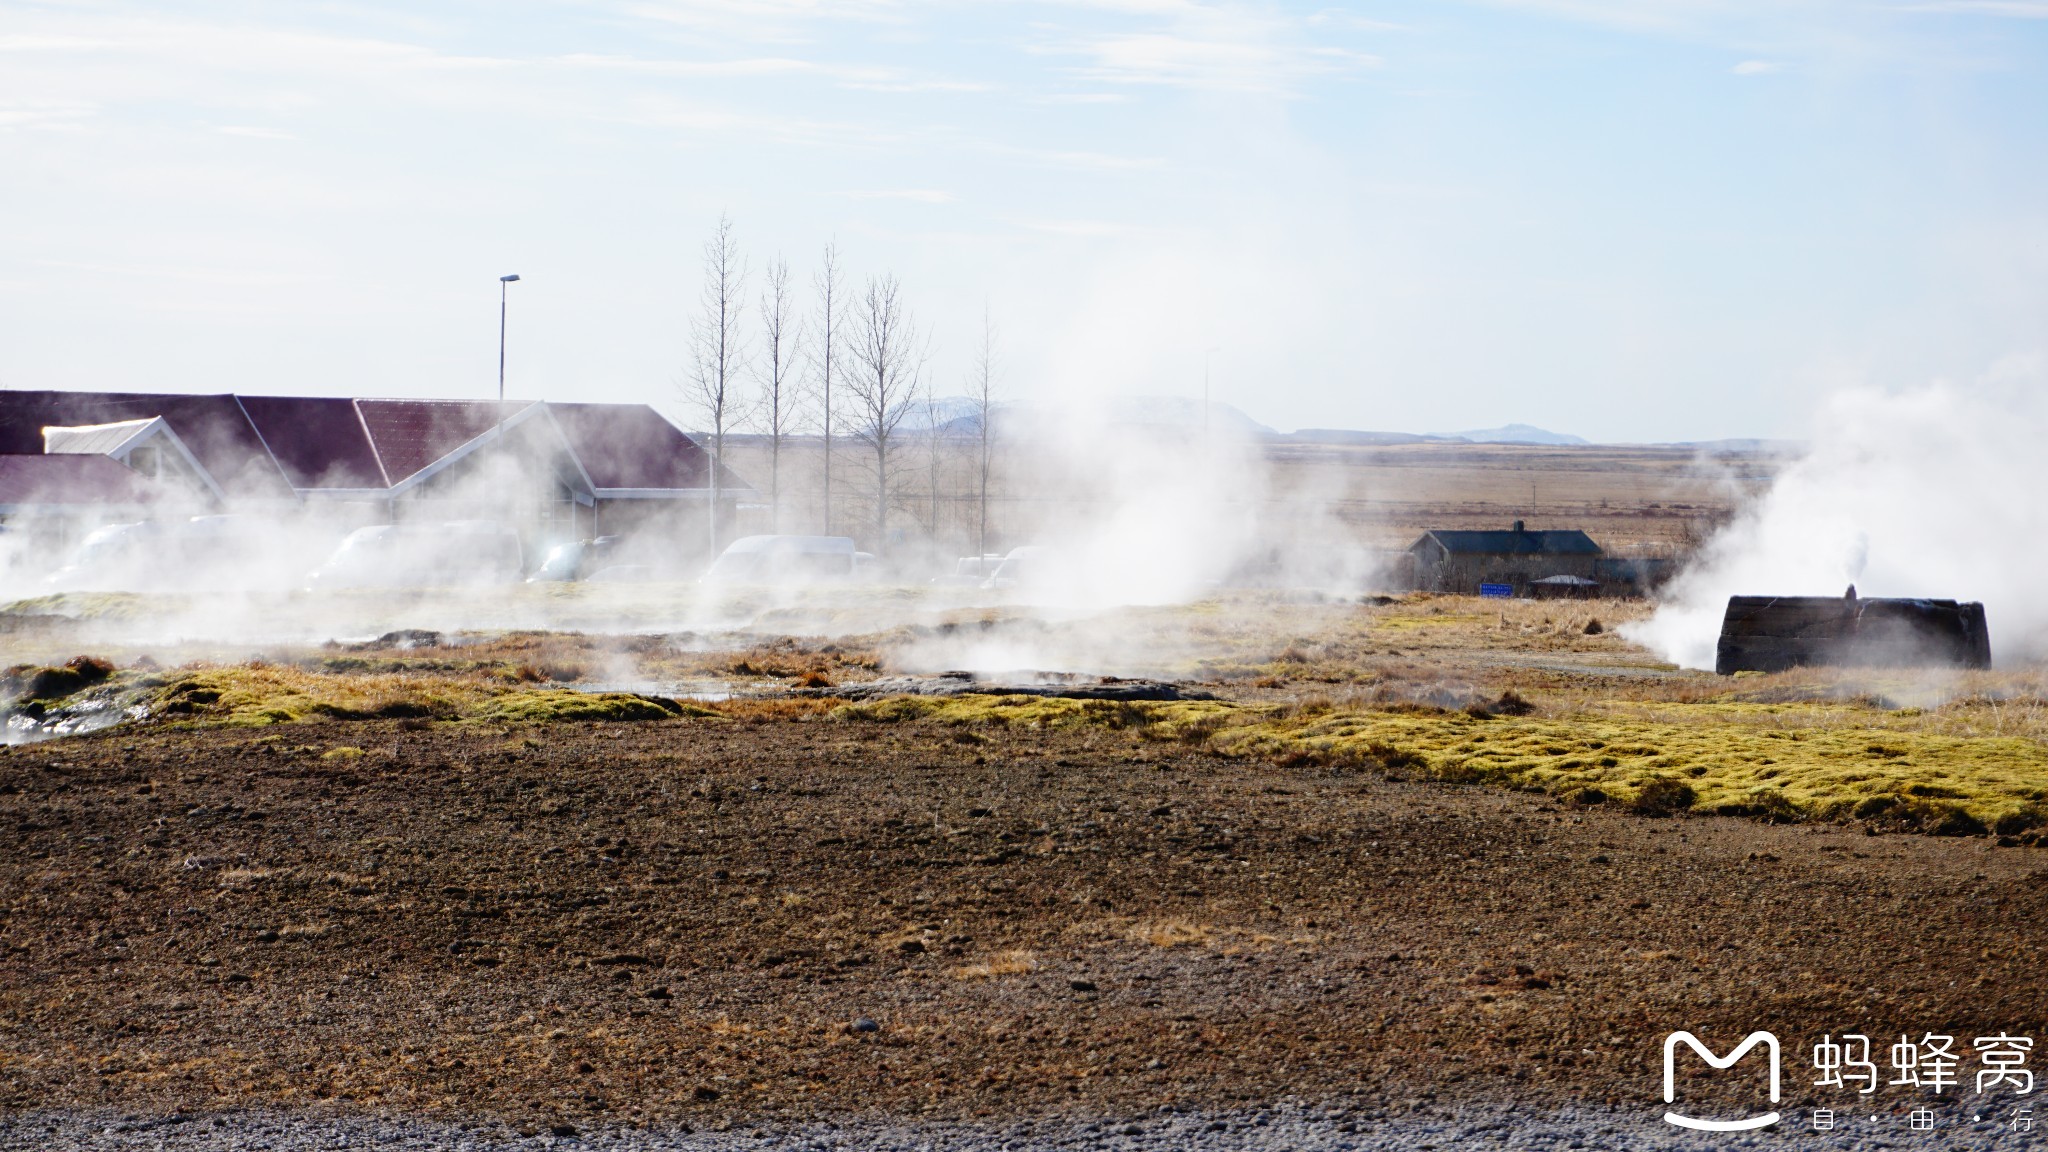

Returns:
2,706,2043,1133
2,586,2046,1148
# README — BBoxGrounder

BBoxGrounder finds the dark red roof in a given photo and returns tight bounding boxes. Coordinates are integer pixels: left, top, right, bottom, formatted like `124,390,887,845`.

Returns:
0,390,294,500
237,395,387,488
0,390,732,499
547,402,743,490
357,399,532,483
0,455,172,506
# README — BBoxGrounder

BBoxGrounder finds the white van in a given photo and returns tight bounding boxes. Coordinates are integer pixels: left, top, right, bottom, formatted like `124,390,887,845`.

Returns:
43,515,288,593
307,521,524,590
701,535,869,585
983,545,1051,590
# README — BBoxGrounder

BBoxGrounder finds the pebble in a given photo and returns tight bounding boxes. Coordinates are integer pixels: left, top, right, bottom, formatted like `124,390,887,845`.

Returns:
3,1102,2032,1151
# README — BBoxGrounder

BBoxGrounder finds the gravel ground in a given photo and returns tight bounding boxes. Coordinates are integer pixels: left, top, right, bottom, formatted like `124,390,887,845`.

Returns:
5,1099,2043,1151
5,710,2044,1138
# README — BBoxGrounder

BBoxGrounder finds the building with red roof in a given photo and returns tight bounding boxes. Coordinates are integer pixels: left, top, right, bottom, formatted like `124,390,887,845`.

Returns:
0,390,753,556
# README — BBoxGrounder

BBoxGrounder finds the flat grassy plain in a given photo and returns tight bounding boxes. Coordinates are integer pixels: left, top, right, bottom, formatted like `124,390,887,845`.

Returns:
719,436,1783,556
7,586,2044,838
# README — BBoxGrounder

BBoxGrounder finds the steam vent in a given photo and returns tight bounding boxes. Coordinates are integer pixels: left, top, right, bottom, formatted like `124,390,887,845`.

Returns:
1714,589,1991,675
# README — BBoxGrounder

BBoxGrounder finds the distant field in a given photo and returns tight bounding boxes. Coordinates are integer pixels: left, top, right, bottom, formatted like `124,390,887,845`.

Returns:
718,436,1791,558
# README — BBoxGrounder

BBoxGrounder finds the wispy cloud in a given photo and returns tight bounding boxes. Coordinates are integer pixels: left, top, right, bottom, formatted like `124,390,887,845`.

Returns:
216,124,296,139
616,0,911,41
0,98,96,131
843,188,955,202
978,141,1164,170
0,34,121,52
1012,217,1130,237
841,78,992,92
554,53,825,76
1051,32,1377,93
1732,58,1781,74
37,258,323,288
1023,2,1382,96
1896,0,2048,14
1031,91,1131,104
553,50,985,92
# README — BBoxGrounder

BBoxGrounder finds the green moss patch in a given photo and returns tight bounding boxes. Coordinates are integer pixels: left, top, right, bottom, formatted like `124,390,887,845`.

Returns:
833,692,2048,835
140,668,710,728
473,691,713,724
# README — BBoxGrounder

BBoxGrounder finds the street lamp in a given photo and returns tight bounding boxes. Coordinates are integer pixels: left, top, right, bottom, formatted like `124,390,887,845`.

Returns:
498,274,521,407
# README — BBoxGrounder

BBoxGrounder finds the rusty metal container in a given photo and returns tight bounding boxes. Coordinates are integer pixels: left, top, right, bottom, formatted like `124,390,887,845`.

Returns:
1714,593,1990,674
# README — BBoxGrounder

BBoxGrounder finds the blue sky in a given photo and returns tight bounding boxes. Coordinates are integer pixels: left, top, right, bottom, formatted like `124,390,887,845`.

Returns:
2,0,2045,440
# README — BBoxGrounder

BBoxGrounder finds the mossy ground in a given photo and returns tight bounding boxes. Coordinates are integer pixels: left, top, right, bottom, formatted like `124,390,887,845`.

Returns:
833,693,2048,835
71,666,712,729
6,593,2047,837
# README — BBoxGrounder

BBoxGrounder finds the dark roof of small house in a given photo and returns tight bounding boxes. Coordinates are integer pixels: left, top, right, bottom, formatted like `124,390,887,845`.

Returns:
1411,528,1603,557
0,390,736,498
546,401,750,491
236,395,388,489
0,390,295,500
356,399,532,484
0,455,174,507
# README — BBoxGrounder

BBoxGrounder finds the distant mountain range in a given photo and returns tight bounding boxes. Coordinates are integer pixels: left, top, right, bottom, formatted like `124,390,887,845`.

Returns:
1449,423,1589,446
721,397,1799,453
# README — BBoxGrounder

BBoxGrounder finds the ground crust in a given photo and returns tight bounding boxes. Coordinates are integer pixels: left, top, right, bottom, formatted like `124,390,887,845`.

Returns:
1,717,2044,1132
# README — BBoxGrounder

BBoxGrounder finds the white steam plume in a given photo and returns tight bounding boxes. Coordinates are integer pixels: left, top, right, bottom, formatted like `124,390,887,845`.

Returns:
1631,357,2048,670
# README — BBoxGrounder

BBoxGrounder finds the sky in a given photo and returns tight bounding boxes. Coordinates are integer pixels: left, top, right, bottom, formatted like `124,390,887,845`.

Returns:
1,1,2045,442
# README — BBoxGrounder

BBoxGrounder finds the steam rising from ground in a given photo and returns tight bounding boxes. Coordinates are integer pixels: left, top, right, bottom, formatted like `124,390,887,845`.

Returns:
0,409,1387,665
1634,358,2048,670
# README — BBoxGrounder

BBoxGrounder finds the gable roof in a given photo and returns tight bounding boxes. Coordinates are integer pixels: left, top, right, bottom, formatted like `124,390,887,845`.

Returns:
0,391,295,500
0,390,735,501
0,455,179,509
1412,528,1603,557
546,401,746,492
357,399,532,485
42,419,159,456
236,395,388,489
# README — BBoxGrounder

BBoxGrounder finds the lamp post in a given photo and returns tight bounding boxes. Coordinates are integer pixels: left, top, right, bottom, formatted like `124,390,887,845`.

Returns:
498,274,520,407
496,274,521,534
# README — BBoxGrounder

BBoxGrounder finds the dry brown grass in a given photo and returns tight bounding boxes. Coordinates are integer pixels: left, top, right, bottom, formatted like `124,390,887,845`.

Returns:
1128,920,1212,948
950,950,1040,979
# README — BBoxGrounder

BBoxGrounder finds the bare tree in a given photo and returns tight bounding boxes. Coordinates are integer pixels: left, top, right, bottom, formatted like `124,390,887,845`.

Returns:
808,243,844,535
970,303,999,560
921,379,945,541
756,254,802,532
843,272,922,551
683,215,748,555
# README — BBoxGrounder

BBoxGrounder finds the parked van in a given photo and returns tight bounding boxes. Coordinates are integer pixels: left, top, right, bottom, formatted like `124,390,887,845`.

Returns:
983,545,1052,590
42,522,156,591
931,554,1005,587
43,515,287,593
307,521,523,590
527,535,625,583
701,535,868,585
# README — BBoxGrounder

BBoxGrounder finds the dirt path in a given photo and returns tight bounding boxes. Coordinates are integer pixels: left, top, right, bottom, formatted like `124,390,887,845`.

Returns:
1,716,2044,1136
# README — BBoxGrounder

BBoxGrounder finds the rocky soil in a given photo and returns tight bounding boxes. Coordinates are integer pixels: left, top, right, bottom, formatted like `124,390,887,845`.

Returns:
1,714,2044,1145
